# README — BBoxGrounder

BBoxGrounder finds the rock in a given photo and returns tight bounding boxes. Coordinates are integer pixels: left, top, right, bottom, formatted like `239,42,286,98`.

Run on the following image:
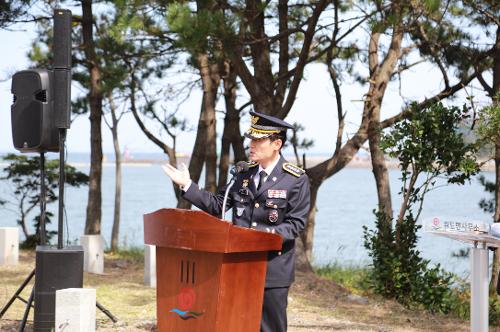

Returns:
346,293,369,305
114,259,129,268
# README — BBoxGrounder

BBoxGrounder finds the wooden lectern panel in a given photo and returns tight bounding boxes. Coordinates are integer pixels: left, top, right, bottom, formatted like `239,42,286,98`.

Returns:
156,248,268,331
216,252,268,331
157,247,222,331
145,209,282,331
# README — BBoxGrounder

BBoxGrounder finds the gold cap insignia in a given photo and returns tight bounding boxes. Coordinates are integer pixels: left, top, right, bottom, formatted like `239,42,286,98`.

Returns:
251,115,259,125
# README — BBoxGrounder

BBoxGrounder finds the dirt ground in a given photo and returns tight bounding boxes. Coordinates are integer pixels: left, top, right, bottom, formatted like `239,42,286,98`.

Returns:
0,251,494,331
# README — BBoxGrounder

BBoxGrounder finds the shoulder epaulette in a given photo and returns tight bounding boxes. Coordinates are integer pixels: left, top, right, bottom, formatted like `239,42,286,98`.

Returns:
247,162,258,168
283,163,305,177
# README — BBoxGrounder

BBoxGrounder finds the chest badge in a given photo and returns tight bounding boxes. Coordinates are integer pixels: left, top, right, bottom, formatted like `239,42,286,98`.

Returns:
242,179,249,187
269,210,279,223
268,189,287,199
236,207,245,217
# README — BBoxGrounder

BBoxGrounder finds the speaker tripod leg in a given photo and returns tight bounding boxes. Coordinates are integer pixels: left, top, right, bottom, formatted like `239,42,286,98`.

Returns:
18,286,34,332
96,301,118,323
0,269,35,319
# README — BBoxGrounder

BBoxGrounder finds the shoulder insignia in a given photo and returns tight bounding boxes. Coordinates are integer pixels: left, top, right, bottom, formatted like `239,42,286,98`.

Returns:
283,163,305,177
247,162,258,168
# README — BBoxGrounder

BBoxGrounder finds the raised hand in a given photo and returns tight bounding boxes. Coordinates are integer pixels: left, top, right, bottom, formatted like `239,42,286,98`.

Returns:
161,163,191,188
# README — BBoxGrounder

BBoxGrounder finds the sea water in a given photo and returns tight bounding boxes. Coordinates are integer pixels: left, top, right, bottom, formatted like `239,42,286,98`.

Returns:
0,153,495,277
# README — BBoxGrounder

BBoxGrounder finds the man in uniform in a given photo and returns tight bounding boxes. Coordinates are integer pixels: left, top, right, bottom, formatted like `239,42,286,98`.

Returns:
162,111,310,332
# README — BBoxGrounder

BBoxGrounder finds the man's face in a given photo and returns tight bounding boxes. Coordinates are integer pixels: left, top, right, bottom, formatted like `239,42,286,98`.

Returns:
249,137,282,163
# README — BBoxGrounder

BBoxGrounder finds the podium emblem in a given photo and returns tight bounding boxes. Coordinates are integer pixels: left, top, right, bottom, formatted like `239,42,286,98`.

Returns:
169,260,204,320
169,287,203,320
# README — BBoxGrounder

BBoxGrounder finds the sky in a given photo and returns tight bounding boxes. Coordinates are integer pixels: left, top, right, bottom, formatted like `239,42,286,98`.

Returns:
0,18,491,158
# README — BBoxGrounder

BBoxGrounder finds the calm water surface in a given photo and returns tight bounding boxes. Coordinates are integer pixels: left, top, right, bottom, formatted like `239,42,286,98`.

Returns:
0,155,495,277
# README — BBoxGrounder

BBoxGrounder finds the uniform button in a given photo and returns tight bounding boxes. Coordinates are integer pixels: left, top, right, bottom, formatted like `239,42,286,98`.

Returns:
251,222,257,228
254,203,260,208
241,198,244,202
278,251,282,256
273,205,277,209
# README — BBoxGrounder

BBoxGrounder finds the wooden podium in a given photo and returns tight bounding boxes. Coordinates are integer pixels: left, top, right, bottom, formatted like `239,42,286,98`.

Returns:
144,208,282,332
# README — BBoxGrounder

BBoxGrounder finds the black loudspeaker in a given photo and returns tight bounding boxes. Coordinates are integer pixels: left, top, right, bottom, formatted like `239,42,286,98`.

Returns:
53,9,72,129
34,246,84,331
11,69,59,152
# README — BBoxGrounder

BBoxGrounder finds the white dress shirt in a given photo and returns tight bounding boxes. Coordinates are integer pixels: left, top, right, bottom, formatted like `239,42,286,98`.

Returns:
253,155,281,189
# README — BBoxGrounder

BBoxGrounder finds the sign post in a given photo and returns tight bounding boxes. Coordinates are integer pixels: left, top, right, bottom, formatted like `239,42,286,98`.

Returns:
424,216,498,332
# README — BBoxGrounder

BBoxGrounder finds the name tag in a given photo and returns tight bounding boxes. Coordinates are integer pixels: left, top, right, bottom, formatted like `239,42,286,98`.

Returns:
268,190,286,199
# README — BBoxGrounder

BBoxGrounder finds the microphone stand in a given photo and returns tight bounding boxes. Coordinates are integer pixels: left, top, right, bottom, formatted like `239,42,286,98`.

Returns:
220,162,249,222
221,178,236,222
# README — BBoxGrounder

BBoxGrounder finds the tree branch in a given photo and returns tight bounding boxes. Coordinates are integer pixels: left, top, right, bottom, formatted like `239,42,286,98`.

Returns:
416,20,450,89
274,0,289,109
279,0,329,118
381,73,479,129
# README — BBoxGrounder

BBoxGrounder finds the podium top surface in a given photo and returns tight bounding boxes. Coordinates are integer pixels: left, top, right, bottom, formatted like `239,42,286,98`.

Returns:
144,208,283,253
426,231,500,248
423,216,500,247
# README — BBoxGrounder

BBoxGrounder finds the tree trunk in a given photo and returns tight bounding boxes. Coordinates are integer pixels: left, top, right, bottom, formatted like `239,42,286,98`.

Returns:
494,142,500,225
82,0,103,235
244,0,274,114
204,61,218,194
490,142,500,294
109,96,121,252
488,25,500,293
218,63,245,187
301,181,319,263
365,14,404,223
19,198,30,239
192,53,220,190
368,119,393,220
301,133,369,263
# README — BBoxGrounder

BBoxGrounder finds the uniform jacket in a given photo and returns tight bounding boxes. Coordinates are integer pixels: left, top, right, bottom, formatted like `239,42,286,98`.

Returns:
182,156,310,288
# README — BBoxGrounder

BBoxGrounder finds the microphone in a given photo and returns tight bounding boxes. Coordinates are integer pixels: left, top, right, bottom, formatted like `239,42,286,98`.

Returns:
230,161,249,175
222,161,249,221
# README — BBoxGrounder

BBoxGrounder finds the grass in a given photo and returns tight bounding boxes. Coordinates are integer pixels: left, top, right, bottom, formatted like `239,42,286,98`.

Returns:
0,249,156,331
2,249,497,331
314,262,371,295
313,261,500,326
104,246,145,263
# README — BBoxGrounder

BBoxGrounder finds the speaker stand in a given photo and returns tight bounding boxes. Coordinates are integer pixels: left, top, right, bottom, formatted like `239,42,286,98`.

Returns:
0,152,46,331
0,269,35,320
0,152,117,331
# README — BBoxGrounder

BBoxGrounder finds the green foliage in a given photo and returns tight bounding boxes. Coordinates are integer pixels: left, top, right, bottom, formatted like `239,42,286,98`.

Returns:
364,102,479,313
106,246,144,263
0,0,33,28
381,102,478,187
363,212,455,313
474,98,499,220
166,2,231,56
423,0,441,13
476,98,500,146
478,175,495,214
290,123,314,150
289,123,314,168
1,153,89,248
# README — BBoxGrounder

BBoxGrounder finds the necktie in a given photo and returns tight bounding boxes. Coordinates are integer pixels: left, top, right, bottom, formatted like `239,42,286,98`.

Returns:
257,170,267,191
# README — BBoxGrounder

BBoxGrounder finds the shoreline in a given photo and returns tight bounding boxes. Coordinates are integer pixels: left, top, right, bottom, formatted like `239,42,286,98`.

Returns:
0,156,496,172
65,156,496,172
